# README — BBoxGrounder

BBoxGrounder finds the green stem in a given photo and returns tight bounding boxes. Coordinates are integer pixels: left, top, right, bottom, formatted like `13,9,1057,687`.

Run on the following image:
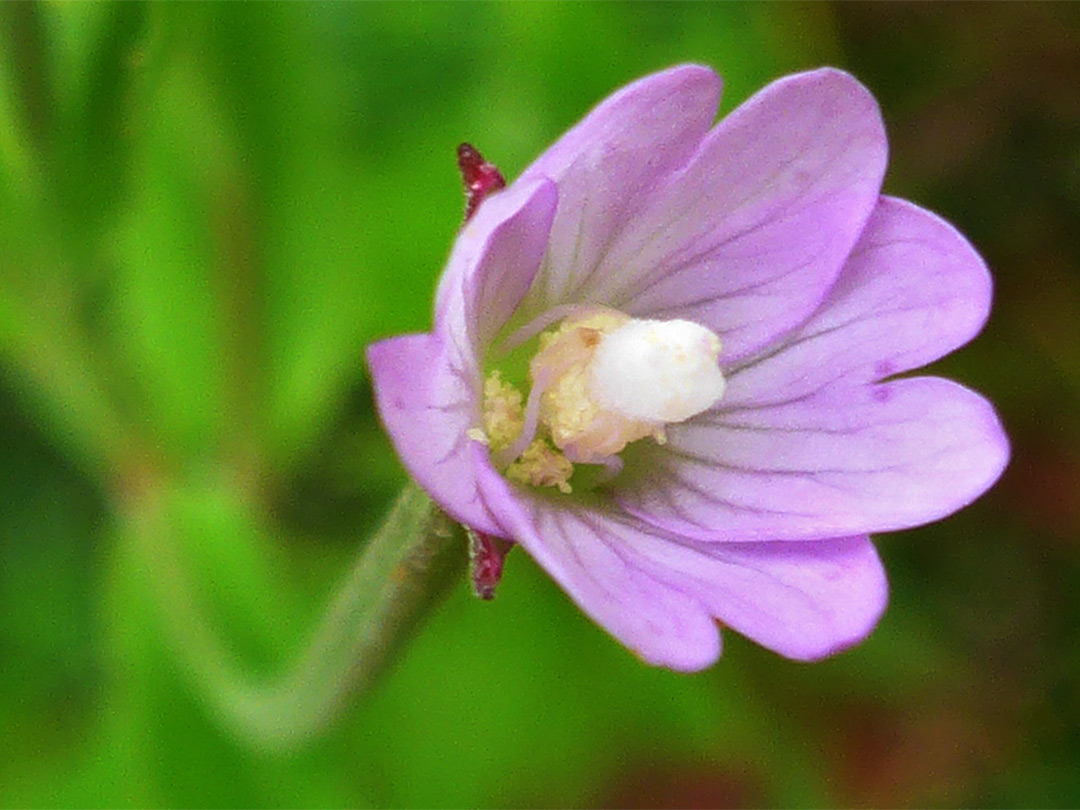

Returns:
128,481,466,751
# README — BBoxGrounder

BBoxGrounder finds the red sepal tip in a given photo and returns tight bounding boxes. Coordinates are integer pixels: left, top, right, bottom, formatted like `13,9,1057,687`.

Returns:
457,143,506,223
467,529,513,600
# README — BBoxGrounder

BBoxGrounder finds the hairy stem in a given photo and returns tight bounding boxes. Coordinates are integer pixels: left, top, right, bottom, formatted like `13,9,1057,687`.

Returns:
128,481,466,751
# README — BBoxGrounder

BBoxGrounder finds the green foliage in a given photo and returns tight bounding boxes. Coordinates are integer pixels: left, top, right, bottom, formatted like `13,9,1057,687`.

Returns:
1,3,1077,808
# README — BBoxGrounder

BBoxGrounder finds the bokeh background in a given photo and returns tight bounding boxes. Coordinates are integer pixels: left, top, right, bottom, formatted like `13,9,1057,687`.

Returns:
2,3,1078,807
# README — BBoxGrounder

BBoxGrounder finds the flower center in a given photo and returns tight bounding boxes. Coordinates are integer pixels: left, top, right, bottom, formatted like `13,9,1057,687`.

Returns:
473,307,725,493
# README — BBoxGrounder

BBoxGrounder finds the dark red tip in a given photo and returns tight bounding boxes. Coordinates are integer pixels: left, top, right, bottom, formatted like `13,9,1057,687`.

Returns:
457,142,506,223
467,529,513,600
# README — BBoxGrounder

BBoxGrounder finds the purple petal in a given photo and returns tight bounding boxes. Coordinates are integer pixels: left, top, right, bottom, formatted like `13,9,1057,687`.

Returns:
522,64,723,182
613,530,888,660
435,178,559,354
366,334,502,536
725,196,993,406
464,180,557,349
370,178,557,535
476,442,884,663
472,446,722,671
617,377,1009,541
514,65,722,320
587,68,888,361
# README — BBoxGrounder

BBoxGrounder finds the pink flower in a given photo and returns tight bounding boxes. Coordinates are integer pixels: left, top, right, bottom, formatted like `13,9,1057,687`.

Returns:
367,65,1009,670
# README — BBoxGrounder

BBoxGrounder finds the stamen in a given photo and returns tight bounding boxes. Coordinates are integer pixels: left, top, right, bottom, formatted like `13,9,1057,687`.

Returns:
479,371,525,452
506,439,574,493
494,366,551,470
495,303,599,356
482,308,725,495
592,453,624,484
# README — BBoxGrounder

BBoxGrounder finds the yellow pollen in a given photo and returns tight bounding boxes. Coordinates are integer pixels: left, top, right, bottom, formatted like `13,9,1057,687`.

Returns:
542,362,597,446
479,371,525,453
505,438,574,494
476,370,575,494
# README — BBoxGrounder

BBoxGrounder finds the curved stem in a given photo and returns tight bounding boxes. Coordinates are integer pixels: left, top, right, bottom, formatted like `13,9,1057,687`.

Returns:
128,481,466,751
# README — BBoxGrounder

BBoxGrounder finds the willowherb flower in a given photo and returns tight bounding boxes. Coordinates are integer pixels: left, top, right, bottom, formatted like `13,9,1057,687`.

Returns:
367,65,1009,670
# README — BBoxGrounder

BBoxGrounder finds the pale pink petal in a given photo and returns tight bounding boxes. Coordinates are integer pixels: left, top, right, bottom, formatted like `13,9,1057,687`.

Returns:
613,529,888,660
724,196,993,406
464,180,558,350
514,65,722,321
473,446,722,671
370,179,559,535
582,68,887,361
366,334,502,536
616,377,1009,541
434,179,558,372
477,441,885,661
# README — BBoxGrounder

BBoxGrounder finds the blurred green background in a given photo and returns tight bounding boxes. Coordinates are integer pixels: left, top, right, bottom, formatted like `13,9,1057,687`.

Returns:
2,3,1078,807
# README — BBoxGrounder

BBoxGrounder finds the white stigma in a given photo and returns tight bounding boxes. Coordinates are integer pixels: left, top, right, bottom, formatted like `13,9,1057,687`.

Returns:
587,318,726,423
478,308,727,485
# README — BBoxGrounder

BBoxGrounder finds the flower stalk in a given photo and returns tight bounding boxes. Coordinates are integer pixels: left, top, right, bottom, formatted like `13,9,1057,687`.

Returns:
127,481,466,751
